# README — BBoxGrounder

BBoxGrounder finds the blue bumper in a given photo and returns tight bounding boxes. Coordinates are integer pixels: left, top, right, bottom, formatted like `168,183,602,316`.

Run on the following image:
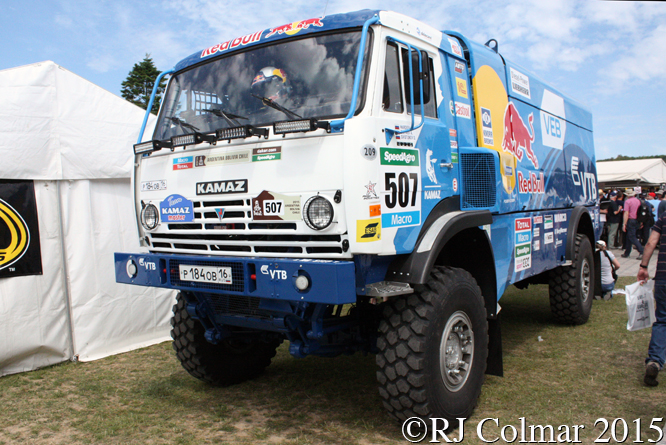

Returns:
114,252,357,305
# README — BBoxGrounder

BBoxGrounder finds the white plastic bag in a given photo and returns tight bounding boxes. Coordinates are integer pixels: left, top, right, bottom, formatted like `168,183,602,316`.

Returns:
625,280,656,331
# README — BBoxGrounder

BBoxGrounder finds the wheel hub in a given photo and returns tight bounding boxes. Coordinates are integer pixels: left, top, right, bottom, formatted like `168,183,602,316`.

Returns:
439,311,474,392
581,258,591,303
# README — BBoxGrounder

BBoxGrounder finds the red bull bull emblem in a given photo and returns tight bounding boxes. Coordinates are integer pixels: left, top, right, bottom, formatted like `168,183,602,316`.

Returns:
501,102,538,169
265,18,324,38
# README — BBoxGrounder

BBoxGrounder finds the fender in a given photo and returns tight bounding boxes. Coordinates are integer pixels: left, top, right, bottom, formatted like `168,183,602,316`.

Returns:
386,199,493,285
565,206,595,262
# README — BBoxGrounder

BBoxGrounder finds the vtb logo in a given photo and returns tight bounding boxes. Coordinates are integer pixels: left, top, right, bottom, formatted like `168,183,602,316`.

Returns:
0,198,30,270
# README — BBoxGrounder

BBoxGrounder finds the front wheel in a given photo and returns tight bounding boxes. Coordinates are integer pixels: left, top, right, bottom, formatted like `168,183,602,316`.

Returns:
376,267,488,422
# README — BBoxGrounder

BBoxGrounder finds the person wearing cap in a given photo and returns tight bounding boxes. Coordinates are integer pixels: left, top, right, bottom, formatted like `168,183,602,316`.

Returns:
658,191,666,220
606,191,623,249
637,211,666,386
596,240,620,300
622,189,644,259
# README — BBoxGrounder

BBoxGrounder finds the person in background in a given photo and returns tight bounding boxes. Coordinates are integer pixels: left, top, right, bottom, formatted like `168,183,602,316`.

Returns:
637,213,666,387
596,240,620,301
616,190,626,250
638,193,656,246
606,191,623,249
658,191,666,220
622,189,644,259
599,190,610,243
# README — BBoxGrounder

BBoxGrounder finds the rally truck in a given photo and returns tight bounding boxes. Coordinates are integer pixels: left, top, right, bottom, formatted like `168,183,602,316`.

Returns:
115,10,599,423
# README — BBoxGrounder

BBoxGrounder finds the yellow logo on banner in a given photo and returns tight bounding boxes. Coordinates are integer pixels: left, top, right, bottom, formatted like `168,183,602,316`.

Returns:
456,77,468,99
0,199,30,270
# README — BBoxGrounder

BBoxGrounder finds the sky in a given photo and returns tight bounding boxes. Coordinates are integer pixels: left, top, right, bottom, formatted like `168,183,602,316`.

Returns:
2,0,665,160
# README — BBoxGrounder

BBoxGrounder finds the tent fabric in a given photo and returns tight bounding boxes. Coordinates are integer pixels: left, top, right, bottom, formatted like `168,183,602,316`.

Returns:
0,61,173,376
597,159,666,186
0,60,153,180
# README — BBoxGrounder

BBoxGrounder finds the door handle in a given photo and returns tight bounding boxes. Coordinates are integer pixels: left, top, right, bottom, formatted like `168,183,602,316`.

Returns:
440,162,453,169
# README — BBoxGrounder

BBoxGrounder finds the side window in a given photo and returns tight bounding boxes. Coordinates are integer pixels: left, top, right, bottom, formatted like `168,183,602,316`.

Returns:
382,43,403,113
401,48,437,118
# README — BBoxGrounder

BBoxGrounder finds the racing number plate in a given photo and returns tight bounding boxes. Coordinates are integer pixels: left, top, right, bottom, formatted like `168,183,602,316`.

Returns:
179,264,232,285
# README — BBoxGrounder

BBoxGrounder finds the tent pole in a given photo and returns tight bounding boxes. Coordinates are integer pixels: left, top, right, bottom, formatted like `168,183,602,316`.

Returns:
56,180,78,361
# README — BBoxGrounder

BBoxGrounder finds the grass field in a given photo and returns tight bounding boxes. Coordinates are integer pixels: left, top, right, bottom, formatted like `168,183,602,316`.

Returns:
1,277,664,444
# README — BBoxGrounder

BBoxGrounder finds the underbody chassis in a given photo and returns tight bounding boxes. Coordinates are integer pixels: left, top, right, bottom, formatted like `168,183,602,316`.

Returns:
115,252,386,358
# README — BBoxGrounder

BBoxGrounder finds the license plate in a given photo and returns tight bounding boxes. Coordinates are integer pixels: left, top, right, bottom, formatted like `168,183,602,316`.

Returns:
179,265,232,284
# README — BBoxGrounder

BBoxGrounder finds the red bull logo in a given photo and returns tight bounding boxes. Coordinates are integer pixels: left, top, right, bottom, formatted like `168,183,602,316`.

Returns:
501,102,538,169
265,18,324,38
201,31,263,58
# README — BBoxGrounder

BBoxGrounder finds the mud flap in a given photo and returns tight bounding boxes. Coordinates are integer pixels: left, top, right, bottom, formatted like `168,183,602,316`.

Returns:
486,316,503,377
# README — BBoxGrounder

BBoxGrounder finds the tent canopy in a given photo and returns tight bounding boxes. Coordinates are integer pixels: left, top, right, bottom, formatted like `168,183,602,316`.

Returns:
597,159,666,187
0,60,154,180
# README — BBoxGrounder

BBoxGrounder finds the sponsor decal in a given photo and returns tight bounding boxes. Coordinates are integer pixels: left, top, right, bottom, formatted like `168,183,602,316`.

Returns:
454,102,471,119
424,190,441,200
416,27,433,41
533,240,540,251
141,180,167,192
455,78,468,99
0,181,42,277
451,152,459,164
544,215,553,230
454,61,464,74
173,156,194,170
533,227,540,237
426,149,438,184
517,171,545,194
555,227,568,236
449,100,455,116
571,156,597,201
196,179,248,196
504,164,513,176
533,215,543,224
369,204,381,217
453,178,458,192
509,67,531,99
514,217,532,272
260,264,288,280
201,31,263,58
555,213,567,223
356,218,381,242
380,147,421,229
252,190,301,221
265,17,324,38
448,38,463,57
252,147,281,162
449,128,457,138
363,181,379,200
545,232,554,244
450,140,458,149
214,208,225,220
501,102,538,169
195,149,251,167
556,239,563,247
160,194,194,222
540,90,566,150
381,147,419,166
481,107,494,146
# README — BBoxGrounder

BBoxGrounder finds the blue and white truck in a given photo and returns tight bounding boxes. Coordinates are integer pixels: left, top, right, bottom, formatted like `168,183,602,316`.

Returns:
116,10,599,423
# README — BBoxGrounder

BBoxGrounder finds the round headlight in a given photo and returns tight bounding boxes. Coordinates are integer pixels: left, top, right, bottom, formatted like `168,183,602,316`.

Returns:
303,196,334,230
141,204,160,230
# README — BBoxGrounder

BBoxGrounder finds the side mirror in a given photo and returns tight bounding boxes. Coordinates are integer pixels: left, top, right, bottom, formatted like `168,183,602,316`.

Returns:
402,49,430,105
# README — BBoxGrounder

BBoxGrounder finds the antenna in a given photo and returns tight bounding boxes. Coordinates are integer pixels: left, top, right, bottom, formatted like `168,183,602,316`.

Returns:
323,0,329,17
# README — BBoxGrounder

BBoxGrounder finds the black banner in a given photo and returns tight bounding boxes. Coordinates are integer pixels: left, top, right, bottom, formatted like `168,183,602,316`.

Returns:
0,180,43,278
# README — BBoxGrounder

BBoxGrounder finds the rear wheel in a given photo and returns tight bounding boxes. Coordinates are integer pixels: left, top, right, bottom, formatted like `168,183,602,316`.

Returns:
376,267,488,422
548,234,594,325
171,293,281,386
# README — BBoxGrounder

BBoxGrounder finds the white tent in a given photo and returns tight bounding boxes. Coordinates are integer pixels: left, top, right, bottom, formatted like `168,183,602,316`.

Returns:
597,159,666,187
0,61,175,376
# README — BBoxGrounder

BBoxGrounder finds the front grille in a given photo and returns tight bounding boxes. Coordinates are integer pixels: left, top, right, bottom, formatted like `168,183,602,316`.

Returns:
169,259,244,292
147,195,347,258
460,153,496,209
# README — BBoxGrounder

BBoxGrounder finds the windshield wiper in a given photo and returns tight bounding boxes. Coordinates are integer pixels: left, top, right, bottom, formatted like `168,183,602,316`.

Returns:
166,116,199,132
251,94,302,120
202,108,248,127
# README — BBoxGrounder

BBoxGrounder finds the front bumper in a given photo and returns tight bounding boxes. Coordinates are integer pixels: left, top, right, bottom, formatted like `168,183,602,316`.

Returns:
114,252,357,305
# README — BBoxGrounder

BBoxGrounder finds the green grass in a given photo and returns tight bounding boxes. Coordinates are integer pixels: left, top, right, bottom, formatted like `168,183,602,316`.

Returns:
1,278,664,444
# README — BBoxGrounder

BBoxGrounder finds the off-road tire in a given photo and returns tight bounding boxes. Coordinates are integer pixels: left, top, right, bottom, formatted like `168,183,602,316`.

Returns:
171,293,281,386
376,267,488,422
548,234,594,325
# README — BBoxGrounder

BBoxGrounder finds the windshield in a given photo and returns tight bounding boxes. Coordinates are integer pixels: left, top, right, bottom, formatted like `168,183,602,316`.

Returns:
154,30,369,140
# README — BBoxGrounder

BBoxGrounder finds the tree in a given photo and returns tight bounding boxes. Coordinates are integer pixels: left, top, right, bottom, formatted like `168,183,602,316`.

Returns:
121,54,167,114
